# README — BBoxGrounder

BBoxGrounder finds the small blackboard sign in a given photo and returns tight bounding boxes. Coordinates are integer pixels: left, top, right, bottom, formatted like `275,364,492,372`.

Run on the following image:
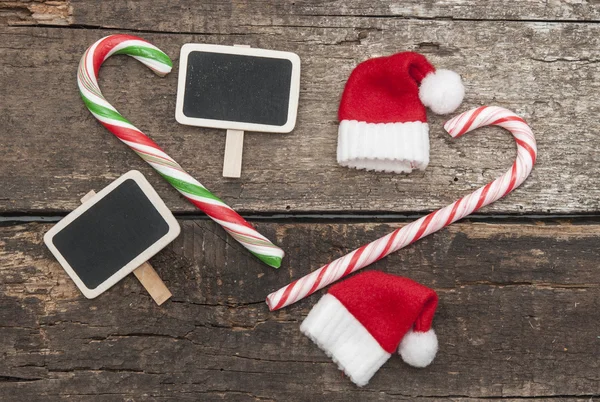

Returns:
44,171,180,299
175,44,301,133
175,44,301,178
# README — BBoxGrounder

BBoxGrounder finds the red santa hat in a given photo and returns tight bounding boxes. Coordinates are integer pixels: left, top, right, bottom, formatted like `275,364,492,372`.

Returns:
300,271,439,387
337,52,464,173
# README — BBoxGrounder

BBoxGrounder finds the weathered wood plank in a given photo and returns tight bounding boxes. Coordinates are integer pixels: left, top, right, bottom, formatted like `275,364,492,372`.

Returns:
0,19,600,213
2,23,599,215
3,0,600,28
0,220,598,400
71,0,600,27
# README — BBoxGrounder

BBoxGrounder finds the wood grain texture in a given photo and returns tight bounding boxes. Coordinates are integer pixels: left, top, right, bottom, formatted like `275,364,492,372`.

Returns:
1,220,598,400
1,1,599,400
4,0,600,29
71,0,600,28
1,21,599,215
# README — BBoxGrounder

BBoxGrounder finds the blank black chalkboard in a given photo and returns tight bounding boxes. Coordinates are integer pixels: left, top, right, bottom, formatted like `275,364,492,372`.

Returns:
182,51,293,126
51,179,169,290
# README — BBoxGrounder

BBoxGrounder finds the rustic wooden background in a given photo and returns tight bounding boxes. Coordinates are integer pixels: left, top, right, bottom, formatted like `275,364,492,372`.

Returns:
1,1,599,401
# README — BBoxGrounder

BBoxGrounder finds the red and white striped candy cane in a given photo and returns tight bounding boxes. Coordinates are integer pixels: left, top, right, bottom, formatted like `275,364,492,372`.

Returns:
77,35,284,268
266,106,537,310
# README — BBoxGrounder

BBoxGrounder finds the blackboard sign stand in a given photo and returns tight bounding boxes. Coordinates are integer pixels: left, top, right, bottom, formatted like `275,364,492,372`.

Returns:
80,190,172,305
175,43,301,179
223,128,245,178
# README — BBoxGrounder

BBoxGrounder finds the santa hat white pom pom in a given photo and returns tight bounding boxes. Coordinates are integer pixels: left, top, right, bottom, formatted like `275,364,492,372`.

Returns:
419,69,465,115
398,328,438,368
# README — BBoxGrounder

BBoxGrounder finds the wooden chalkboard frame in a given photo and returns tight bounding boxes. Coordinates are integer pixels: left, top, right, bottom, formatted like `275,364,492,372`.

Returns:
175,44,301,133
43,171,181,299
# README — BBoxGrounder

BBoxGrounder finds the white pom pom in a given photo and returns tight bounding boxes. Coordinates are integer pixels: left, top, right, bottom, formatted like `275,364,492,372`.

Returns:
398,328,438,368
419,69,465,115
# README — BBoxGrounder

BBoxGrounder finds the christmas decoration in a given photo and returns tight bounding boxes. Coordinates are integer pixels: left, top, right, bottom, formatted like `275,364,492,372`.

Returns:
267,106,537,310
77,34,284,268
301,271,438,387
337,52,465,173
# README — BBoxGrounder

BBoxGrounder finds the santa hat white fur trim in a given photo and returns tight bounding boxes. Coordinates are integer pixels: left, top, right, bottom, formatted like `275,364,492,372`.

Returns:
398,328,438,368
419,69,465,115
337,120,430,173
300,294,391,387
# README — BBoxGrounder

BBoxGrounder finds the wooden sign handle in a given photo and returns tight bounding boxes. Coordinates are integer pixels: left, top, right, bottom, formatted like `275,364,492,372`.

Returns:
222,44,251,179
223,129,244,178
80,190,172,305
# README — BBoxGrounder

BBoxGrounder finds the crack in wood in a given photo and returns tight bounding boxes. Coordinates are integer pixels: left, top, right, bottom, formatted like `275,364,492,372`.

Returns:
0,375,42,382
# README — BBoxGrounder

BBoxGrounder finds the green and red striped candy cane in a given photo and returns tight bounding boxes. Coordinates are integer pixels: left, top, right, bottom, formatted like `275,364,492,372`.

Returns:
77,34,284,268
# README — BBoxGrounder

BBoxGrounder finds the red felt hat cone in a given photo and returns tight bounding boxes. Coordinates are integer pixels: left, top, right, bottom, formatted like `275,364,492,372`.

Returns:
337,52,464,173
300,271,439,387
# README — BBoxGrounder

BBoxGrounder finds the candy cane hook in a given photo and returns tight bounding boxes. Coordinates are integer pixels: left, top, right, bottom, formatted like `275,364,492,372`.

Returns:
77,34,284,268
267,106,537,310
